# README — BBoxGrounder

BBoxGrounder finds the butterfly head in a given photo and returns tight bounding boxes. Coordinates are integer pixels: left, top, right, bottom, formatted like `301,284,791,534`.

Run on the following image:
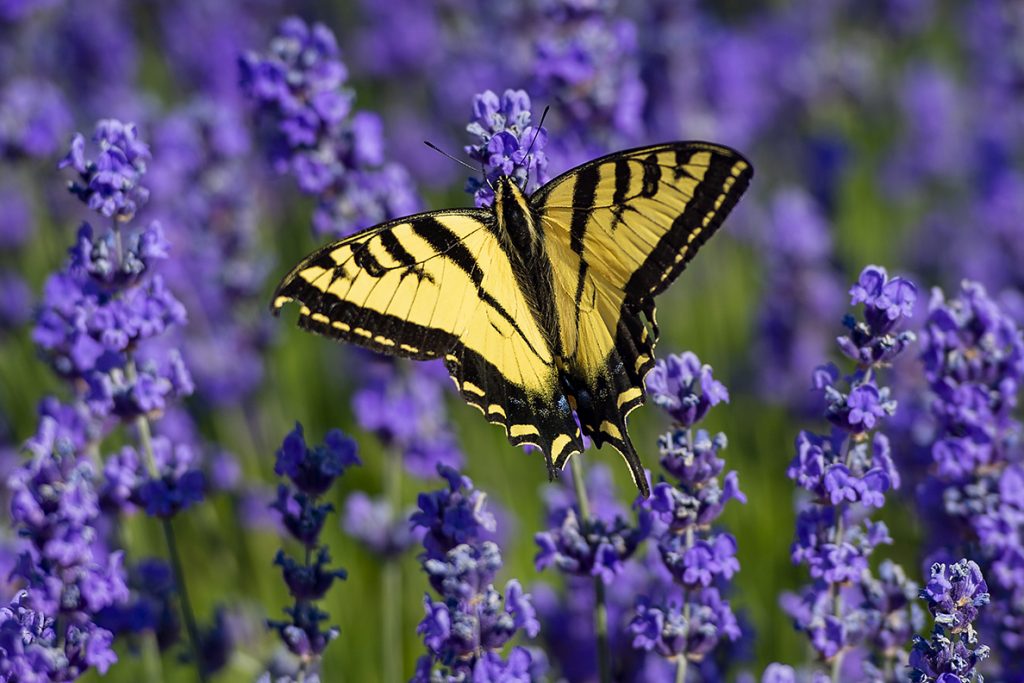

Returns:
493,175,538,252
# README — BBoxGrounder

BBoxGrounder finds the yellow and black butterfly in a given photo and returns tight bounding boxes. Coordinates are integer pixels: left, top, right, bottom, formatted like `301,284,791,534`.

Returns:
272,141,752,496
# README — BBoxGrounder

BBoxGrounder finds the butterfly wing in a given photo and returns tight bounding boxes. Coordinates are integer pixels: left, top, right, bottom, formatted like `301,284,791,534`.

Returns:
531,142,753,491
272,209,584,474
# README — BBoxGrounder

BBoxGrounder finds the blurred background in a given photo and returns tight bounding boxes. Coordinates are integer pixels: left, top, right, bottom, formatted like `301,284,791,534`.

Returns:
1,0,1022,680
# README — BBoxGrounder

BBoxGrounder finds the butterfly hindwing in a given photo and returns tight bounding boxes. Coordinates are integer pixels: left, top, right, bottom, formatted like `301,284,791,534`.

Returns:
272,209,584,474
532,142,752,492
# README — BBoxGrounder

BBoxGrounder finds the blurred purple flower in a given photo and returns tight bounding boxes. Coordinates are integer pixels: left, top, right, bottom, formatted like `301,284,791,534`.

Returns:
351,357,463,478
342,492,419,559
753,189,846,408
0,77,71,159
241,16,419,237
915,280,1024,673
528,0,646,170
149,99,274,406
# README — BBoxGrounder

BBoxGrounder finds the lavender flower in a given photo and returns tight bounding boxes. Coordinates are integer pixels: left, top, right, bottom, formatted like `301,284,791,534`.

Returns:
5,414,129,679
412,466,540,682
534,466,650,584
0,181,32,330
464,89,549,207
915,280,1024,674
33,122,201,518
59,119,151,221
267,424,358,675
782,265,919,677
627,352,744,672
909,560,991,683
241,16,419,237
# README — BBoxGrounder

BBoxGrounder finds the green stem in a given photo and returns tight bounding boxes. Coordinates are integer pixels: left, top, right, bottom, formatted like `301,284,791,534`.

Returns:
141,631,165,682
382,447,403,683
131,377,207,683
570,456,612,683
161,515,207,683
675,654,688,683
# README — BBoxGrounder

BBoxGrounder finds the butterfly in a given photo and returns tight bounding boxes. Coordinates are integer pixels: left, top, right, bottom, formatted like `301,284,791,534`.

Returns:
272,141,752,496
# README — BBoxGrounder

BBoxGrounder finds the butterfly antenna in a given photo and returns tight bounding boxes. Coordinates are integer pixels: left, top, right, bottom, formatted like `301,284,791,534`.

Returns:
423,141,478,174
523,105,550,162
520,105,549,187
424,140,494,193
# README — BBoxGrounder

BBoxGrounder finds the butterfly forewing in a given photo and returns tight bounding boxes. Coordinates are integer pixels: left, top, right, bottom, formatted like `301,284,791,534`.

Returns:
272,209,585,476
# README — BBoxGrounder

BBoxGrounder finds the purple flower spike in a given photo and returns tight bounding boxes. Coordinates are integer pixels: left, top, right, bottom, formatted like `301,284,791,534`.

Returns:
414,468,539,680
267,423,356,675
783,267,918,677
627,350,745,667
838,265,918,365
60,119,151,221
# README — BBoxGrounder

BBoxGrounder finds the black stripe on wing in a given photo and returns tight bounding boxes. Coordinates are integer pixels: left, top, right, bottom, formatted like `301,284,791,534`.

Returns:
624,149,752,300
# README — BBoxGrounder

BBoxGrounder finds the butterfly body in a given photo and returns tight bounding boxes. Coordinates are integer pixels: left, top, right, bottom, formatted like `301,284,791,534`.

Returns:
273,142,753,496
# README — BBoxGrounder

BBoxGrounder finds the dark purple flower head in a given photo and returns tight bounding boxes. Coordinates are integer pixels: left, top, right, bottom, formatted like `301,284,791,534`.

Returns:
646,352,729,428
272,486,333,549
130,436,205,519
465,88,549,207
274,548,346,602
412,465,497,560
268,601,338,659
275,423,360,497
60,119,151,221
